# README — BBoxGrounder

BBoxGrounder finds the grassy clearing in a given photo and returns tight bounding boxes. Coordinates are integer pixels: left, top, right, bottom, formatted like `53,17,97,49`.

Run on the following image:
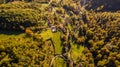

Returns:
40,28,84,59
53,58,66,67
40,29,62,54
70,40,84,61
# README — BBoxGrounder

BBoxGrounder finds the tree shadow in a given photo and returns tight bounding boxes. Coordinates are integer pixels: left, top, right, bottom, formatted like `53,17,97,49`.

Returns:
86,0,120,12
0,29,23,35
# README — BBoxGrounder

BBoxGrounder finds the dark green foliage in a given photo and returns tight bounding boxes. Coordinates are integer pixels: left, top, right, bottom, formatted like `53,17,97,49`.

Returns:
0,37,40,66
0,0,120,67
0,9,40,30
83,11,120,66
0,36,55,67
0,2,43,30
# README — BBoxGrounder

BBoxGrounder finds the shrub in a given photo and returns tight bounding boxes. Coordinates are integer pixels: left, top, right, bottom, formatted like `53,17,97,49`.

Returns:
25,28,34,36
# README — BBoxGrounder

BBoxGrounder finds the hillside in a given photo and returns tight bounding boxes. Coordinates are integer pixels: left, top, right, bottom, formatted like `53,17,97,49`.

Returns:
0,0,120,67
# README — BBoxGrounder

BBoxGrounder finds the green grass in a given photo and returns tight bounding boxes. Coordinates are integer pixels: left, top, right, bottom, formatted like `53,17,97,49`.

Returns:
53,58,66,67
40,28,62,54
40,28,84,58
70,40,84,61
0,29,84,66
40,29,52,41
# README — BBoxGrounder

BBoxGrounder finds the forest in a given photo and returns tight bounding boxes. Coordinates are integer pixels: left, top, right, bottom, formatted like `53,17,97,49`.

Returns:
0,0,120,67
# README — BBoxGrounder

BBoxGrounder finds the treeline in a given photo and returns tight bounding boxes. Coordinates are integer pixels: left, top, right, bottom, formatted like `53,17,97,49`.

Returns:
1,0,120,11
0,2,42,30
0,0,32,3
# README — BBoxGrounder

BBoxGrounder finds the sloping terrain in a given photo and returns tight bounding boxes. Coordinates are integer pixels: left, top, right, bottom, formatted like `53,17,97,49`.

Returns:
0,1,120,67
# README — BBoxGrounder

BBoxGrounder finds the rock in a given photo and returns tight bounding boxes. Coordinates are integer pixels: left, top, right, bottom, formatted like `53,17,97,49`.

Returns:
51,26,57,32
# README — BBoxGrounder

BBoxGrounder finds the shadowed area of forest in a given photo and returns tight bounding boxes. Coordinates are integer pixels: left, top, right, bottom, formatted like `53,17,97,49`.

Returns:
0,0,120,67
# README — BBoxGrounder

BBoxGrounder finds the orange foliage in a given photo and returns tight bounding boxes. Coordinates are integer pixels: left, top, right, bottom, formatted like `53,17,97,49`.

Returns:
25,28,34,36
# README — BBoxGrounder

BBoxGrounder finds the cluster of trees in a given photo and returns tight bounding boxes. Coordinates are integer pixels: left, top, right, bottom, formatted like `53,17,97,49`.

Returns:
0,36,57,67
0,2,43,30
0,0,120,67
82,11,120,66
0,0,32,3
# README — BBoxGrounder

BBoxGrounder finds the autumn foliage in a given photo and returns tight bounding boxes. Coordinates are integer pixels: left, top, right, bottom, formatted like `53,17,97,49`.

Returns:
0,0,120,67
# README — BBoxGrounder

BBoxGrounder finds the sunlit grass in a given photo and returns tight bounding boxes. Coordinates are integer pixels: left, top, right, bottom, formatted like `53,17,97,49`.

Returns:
40,29,62,54
53,58,66,67
70,40,84,61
